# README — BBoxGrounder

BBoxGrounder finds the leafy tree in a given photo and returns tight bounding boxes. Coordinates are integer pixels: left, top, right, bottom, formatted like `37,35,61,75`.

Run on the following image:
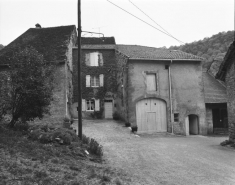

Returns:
1,46,55,127
0,44,4,50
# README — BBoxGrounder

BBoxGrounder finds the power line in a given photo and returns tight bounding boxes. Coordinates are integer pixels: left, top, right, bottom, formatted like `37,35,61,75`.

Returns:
128,0,184,44
107,0,185,44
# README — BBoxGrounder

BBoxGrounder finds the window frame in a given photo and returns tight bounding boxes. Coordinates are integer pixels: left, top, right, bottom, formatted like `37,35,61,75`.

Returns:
145,71,158,92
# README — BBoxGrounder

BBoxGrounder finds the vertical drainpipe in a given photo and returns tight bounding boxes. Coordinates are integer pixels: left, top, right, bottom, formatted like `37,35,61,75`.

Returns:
169,60,174,134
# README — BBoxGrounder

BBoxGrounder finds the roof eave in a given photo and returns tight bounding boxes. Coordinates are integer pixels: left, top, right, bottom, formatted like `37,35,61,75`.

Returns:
128,58,202,62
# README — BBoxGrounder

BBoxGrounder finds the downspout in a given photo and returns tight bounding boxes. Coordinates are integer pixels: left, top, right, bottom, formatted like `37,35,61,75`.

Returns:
168,60,174,134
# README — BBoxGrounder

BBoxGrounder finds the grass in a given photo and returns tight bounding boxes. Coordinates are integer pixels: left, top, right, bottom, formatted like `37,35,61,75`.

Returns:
0,122,132,185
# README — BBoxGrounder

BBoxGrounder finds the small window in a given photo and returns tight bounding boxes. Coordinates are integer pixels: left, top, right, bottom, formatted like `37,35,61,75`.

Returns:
91,76,100,87
86,74,104,87
146,73,157,91
84,99,100,111
174,113,179,122
85,52,103,66
165,65,169,70
86,100,95,111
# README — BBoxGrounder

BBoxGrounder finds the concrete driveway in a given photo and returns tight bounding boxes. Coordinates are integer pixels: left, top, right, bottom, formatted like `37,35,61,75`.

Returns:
72,120,235,185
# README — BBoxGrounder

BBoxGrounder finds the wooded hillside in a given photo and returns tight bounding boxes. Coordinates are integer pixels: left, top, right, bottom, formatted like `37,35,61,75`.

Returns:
0,44,4,50
169,31,234,76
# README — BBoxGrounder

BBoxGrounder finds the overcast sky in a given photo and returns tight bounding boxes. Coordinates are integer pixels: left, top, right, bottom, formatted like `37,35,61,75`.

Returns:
0,0,234,48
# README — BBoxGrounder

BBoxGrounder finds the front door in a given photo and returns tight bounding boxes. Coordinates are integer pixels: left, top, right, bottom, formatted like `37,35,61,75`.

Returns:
104,100,113,118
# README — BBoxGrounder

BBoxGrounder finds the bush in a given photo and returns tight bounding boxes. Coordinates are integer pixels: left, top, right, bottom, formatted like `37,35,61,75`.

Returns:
112,112,120,120
82,134,103,157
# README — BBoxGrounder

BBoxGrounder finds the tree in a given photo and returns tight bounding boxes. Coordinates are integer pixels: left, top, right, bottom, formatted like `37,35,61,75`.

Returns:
0,44,4,50
1,46,55,127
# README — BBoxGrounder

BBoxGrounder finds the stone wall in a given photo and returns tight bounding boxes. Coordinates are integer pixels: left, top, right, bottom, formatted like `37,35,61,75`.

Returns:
126,60,206,135
33,64,66,126
225,62,235,141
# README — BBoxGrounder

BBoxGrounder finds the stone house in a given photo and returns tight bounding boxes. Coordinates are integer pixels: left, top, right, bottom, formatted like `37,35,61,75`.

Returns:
114,45,227,135
216,41,235,141
0,25,77,124
72,37,117,119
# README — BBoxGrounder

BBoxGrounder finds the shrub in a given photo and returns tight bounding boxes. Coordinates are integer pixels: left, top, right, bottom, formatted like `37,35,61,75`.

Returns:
112,112,120,120
82,135,103,157
125,122,131,127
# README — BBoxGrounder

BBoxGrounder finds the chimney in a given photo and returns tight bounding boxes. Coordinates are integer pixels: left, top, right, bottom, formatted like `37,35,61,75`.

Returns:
35,23,41,29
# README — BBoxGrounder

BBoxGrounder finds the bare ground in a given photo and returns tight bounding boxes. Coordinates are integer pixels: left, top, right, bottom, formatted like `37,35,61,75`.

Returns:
73,119,235,185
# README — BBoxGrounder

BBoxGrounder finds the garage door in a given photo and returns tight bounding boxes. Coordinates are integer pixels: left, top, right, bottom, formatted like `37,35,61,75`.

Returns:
104,100,113,118
136,98,167,133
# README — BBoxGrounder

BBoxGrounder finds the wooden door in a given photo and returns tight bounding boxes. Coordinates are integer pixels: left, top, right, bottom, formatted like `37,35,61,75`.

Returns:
136,98,167,133
104,100,113,118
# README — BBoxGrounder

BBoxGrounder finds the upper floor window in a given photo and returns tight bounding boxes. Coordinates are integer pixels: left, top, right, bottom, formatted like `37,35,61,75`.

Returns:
86,74,104,87
85,52,103,66
146,73,157,91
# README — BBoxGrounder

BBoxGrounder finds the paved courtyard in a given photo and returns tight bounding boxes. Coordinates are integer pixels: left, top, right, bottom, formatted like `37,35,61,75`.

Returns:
72,120,235,185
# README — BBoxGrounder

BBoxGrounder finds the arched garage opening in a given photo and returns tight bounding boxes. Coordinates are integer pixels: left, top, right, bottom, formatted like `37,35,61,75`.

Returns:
136,98,167,133
185,114,199,135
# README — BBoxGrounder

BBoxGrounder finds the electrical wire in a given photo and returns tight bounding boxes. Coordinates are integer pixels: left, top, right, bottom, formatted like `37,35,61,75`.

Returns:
128,0,184,44
107,0,185,44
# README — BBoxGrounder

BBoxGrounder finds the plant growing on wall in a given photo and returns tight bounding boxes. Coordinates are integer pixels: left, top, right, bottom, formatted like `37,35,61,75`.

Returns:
1,46,55,127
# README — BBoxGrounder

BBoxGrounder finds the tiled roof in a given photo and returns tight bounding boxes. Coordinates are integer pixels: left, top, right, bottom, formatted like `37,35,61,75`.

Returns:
203,72,227,103
81,44,116,50
81,37,116,45
116,45,203,60
0,25,76,64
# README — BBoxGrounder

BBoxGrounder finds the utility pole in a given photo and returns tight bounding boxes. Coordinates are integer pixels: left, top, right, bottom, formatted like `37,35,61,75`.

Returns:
77,0,82,139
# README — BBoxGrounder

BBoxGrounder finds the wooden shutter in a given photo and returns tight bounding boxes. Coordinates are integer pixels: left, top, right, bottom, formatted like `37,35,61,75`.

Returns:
85,54,90,66
95,99,100,111
146,74,156,91
82,99,86,111
86,75,90,87
99,74,104,87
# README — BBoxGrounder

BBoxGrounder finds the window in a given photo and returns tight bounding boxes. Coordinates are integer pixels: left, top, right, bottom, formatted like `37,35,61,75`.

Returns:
146,73,157,91
86,74,104,87
91,76,100,87
174,113,179,122
85,52,103,66
82,99,100,111
165,65,169,70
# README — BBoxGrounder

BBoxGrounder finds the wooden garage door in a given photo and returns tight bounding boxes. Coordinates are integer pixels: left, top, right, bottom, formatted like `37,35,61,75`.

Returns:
136,98,167,133
104,100,113,118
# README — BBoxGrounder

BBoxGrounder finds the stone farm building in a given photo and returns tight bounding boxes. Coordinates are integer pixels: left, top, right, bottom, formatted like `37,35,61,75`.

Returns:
0,25,227,135
0,25,77,124
72,39,227,136
216,41,235,141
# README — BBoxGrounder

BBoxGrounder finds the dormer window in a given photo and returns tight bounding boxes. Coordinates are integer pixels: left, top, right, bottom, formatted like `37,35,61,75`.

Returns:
85,52,103,66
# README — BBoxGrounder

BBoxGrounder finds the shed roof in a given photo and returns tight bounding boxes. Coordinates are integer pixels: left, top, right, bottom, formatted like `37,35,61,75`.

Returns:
0,25,76,64
116,45,203,61
203,72,227,103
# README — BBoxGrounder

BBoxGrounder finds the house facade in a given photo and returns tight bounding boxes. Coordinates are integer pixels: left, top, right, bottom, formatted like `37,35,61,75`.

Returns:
114,45,227,135
72,37,117,119
216,41,235,141
0,25,77,124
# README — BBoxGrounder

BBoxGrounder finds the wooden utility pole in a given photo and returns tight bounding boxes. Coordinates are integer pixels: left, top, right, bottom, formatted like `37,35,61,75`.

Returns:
77,0,82,139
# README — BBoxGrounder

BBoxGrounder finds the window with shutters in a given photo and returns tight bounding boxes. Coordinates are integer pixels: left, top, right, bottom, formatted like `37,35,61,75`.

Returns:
86,74,104,87
146,73,157,91
85,52,103,66
82,99,100,111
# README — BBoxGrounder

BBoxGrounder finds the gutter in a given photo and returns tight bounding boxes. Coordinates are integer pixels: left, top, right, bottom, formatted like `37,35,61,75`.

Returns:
128,58,202,62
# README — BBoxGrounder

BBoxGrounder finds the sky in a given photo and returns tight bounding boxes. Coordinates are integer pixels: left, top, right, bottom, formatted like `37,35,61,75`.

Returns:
0,0,234,48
